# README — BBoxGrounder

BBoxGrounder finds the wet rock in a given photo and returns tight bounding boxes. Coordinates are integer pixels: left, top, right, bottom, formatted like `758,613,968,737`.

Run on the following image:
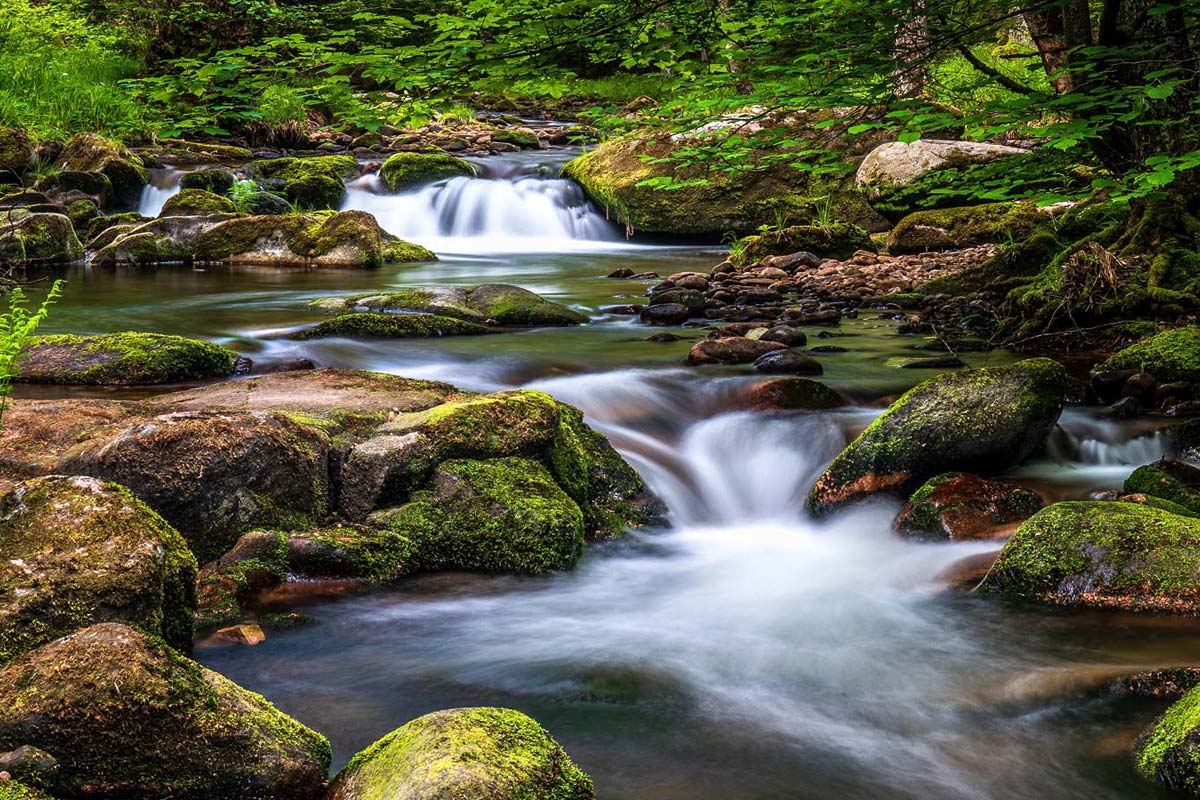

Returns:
685,337,786,365
752,350,823,375
1166,419,1200,462
0,476,197,664
648,288,705,312
808,345,847,354
1124,460,1200,516
1122,371,1158,401
0,127,34,181
1135,683,1200,795
291,312,492,340
898,356,966,369
640,303,691,325
327,707,593,800
0,213,83,264
1097,327,1200,384
1091,369,1140,403
179,168,236,195
314,284,586,326
57,133,147,207
856,139,1028,194
887,202,1046,254
737,378,846,411
160,188,237,217
378,152,475,192
0,623,330,799
0,747,58,792
212,623,266,646
808,358,1066,514
251,154,355,209
1109,668,1200,699
978,501,1200,611
17,332,240,385
894,473,1043,541
782,308,841,326
645,332,682,343
58,410,332,563
1105,396,1143,418
607,268,635,278
759,325,807,347
732,223,876,265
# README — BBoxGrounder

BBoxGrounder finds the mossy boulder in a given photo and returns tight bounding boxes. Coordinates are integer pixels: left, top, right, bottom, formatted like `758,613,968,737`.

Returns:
0,213,83,264
1135,684,1200,796
178,170,236,195
1125,460,1200,516
0,623,331,799
57,133,147,207
894,472,1043,540
492,128,541,149
0,128,34,183
66,198,101,230
58,411,332,562
561,129,886,236
291,312,492,340
732,223,875,265
252,155,356,209
151,139,254,165
379,152,476,192
808,358,1067,514
978,501,1200,611
887,202,1048,254
193,211,434,266
17,332,240,385
374,457,586,573
314,284,585,326
328,708,592,800
91,214,237,265
160,188,238,217
0,476,196,664
1097,327,1200,383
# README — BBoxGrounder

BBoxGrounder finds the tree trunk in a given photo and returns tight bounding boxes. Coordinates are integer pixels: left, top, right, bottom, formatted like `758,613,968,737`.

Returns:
1022,0,1091,94
893,0,929,99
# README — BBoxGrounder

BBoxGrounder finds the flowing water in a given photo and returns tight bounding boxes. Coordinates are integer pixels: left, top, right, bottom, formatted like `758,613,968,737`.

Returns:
27,148,1200,799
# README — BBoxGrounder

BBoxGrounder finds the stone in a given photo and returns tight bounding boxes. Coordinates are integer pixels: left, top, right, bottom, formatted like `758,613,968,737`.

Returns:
640,303,691,325
752,350,823,375
736,378,846,411
685,337,786,365
894,473,1044,540
378,152,475,192
856,139,1028,193
17,332,240,385
0,213,83,264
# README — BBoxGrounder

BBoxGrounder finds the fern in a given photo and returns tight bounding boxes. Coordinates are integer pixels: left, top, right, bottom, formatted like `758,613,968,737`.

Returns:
0,280,63,428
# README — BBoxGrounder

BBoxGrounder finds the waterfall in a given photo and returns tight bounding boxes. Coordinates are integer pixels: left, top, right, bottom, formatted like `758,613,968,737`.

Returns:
342,164,627,254
137,168,183,216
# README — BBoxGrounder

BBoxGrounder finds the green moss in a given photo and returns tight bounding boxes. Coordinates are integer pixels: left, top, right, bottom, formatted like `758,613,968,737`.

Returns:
306,526,416,582
85,211,148,242
313,285,584,326
160,188,237,217
376,457,586,574
0,127,33,182
18,332,239,385
1099,327,1200,382
380,240,437,262
887,202,1047,254
808,358,1067,514
896,472,1043,540
293,312,492,340
0,212,83,263
978,501,1200,610
0,476,197,664
0,781,51,800
1125,461,1200,516
492,129,540,148
252,155,356,209
157,139,254,163
329,707,593,800
66,197,101,229
468,284,588,326
58,133,147,204
1136,684,1200,792
378,152,475,192
732,222,875,265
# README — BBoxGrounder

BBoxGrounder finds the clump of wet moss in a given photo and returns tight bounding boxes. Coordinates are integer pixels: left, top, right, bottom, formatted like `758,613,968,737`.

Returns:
732,223,875,265
0,213,83,263
1125,460,1200,516
378,152,476,192
160,188,238,217
292,312,492,340
887,202,1047,254
1135,684,1200,795
312,284,584,325
1098,327,1200,383
17,332,240,385
252,155,356,209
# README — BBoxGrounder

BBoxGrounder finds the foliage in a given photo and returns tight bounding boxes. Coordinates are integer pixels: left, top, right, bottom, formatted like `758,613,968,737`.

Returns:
0,281,63,427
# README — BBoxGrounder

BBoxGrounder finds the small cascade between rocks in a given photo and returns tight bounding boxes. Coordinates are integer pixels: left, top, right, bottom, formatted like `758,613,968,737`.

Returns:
137,168,183,216
342,155,626,254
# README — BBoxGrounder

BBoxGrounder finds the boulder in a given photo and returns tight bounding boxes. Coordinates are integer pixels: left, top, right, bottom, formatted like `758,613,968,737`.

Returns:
379,152,476,192
561,125,886,236
685,337,786,365
732,223,875,265
327,707,593,800
17,332,240,385
251,155,355,209
1135,684,1200,796
0,623,330,799
1097,327,1200,384
291,312,492,340
492,128,540,148
372,457,586,573
313,284,586,326
1124,460,1200,516
887,202,1047,254
57,133,147,207
179,169,236,195
978,501,1200,611
751,350,823,375
640,303,690,325
0,213,83,264
0,476,196,664
92,213,236,265
58,411,332,562
894,473,1043,540
736,378,846,411
0,128,34,183
148,139,254,165
856,139,1027,193
160,188,237,217
808,358,1066,514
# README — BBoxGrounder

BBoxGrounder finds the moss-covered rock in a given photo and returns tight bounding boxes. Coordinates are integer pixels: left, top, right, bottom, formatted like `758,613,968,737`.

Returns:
887,202,1048,254
1125,460,1200,516
17,332,240,385
57,133,147,207
66,197,101,230
0,212,83,264
0,780,52,800
58,410,332,563
291,312,492,340
0,127,33,183
374,457,585,573
84,210,149,242
161,188,238,217
732,223,875,265
328,707,593,800
252,155,356,209
151,139,254,165
562,128,887,236
808,358,1067,514
91,213,237,265
978,501,1200,611
0,476,196,664
894,472,1043,540
492,128,541,149
1135,683,1200,796
1098,327,1200,383
193,211,434,266
0,623,331,799
379,152,476,192
314,284,586,326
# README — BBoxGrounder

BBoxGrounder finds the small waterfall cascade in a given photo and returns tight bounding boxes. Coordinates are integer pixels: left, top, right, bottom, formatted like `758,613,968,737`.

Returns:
137,168,184,216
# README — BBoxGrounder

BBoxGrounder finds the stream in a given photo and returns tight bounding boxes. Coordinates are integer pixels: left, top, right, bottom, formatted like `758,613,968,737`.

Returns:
29,147,1200,799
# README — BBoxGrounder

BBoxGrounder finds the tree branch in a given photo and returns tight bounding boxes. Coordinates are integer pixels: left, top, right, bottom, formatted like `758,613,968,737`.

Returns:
955,45,1039,95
